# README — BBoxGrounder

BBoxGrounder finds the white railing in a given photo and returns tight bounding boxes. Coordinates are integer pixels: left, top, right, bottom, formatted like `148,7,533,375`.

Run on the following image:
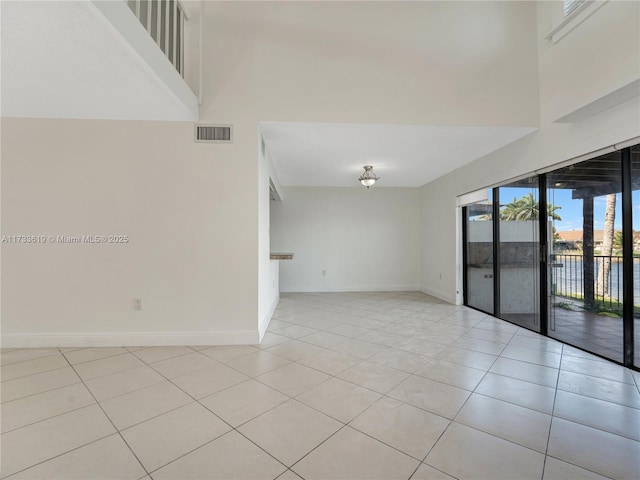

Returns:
126,0,186,76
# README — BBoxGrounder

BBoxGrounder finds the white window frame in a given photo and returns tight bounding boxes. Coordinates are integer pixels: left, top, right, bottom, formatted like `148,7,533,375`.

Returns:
564,0,585,17
545,0,610,44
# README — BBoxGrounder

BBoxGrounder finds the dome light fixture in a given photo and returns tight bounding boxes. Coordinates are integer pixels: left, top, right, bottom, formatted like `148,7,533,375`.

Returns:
358,165,379,189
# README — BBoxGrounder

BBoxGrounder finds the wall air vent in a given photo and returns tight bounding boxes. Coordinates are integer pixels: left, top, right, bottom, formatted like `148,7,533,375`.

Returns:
195,124,233,143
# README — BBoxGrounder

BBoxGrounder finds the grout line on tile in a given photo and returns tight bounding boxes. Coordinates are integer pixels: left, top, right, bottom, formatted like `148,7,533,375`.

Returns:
541,343,566,479
456,420,546,457
288,423,351,473
543,454,617,480
437,343,502,423
633,369,640,395
59,353,151,478
485,369,559,389
131,348,200,365
4,294,637,480
2,431,122,479
0,371,83,404
133,356,237,427
0,362,71,383
418,416,454,464
62,348,132,366
140,428,235,475
0,351,64,367
0,397,97,435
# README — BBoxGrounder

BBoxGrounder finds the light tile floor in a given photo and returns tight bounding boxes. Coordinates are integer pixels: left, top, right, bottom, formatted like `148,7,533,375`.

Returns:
2,291,640,479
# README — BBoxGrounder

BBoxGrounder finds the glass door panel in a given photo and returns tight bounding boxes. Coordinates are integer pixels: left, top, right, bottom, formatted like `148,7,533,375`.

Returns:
547,152,623,362
631,145,640,368
465,193,494,314
497,178,541,331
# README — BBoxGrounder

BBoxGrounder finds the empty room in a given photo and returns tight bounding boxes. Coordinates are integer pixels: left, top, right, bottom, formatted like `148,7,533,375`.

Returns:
1,1,639,479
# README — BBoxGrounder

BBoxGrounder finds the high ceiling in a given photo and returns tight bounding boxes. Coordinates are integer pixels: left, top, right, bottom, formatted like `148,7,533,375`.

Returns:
1,1,197,121
3,1,538,189
261,122,536,188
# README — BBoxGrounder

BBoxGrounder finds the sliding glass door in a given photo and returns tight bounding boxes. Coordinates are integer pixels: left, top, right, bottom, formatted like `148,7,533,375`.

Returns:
547,153,623,362
462,144,640,368
631,145,640,368
497,178,541,331
464,193,494,314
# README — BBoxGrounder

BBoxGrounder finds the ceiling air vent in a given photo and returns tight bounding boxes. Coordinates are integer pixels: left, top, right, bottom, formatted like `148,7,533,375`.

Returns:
195,124,233,143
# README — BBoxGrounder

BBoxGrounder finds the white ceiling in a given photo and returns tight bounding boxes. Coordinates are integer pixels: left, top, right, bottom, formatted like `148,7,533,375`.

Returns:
1,1,197,121
260,122,536,187
2,1,535,187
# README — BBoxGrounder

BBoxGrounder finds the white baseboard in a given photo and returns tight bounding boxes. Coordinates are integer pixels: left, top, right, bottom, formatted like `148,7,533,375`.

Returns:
1,330,260,348
280,284,421,293
421,286,456,305
258,293,280,342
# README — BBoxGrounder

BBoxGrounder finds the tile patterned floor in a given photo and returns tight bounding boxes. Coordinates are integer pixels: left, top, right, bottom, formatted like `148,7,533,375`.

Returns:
1,291,639,479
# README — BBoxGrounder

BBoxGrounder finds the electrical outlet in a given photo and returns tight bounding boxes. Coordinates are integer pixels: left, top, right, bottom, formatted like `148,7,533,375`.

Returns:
135,298,143,310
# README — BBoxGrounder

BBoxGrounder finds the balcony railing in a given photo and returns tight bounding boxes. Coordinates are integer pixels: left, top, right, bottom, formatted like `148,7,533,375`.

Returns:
126,0,186,76
551,254,640,311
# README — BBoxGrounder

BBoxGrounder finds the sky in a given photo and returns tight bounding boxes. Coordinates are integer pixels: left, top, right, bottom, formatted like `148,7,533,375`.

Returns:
547,188,624,232
493,187,640,231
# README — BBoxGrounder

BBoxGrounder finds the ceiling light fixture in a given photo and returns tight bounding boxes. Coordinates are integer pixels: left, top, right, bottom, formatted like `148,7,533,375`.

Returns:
359,165,380,189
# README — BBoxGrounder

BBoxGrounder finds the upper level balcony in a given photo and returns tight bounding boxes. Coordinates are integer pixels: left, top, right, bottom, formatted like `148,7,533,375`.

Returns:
125,0,186,78
1,0,199,121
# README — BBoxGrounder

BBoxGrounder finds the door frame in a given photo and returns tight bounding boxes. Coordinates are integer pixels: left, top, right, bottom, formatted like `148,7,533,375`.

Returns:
461,145,638,370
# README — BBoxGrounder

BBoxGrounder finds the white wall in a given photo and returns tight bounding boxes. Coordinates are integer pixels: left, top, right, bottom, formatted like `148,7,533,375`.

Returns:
1,1,198,121
271,187,421,292
422,98,640,305
202,0,539,128
1,118,260,346
2,0,541,346
537,0,640,123
420,0,640,304
0,1,547,346
257,140,283,340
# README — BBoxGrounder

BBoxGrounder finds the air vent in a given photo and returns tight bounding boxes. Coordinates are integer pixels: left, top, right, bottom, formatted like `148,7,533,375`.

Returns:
195,124,233,143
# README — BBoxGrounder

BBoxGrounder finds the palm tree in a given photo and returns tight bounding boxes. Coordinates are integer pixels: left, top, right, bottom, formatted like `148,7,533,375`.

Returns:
500,194,562,221
612,231,623,255
597,194,616,297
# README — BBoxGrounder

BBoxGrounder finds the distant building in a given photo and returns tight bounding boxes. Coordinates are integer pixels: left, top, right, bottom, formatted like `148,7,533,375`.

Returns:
555,230,640,253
